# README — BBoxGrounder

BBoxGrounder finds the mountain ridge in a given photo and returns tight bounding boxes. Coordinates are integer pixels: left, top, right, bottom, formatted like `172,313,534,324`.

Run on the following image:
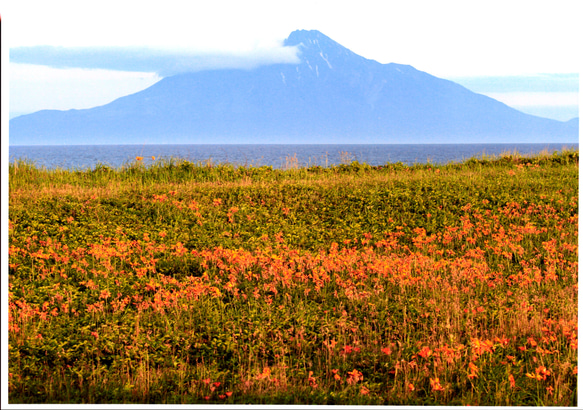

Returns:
9,29,578,145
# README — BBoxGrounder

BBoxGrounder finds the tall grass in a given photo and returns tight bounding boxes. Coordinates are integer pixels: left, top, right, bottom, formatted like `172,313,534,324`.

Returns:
8,149,578,405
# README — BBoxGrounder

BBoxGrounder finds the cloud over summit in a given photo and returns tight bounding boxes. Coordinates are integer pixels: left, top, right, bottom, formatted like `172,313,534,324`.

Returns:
10,43,302,76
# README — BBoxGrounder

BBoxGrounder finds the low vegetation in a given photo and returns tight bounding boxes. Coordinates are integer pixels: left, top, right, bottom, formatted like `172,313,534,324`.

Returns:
8,149,578,405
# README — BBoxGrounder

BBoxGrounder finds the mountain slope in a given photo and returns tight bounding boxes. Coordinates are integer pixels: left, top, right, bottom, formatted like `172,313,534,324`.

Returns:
9,29,578,145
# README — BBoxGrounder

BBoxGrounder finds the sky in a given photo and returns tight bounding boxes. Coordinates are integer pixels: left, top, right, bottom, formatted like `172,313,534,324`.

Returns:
3,0,582,121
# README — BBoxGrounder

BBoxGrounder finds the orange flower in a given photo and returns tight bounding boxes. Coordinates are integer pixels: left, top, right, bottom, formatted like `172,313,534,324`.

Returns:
257,367,271,380
471,338,494,356
408,383,415,392
430,377,445,391
526,366,551,381
536,366,551,380
135,156,143,161
527,337,537,347
381,347,392,355
508,374,516,388
417,346,433,359
347,369,363,385
546,385,554,395
308,371,317,388
342,345,354,355
468,362,479,379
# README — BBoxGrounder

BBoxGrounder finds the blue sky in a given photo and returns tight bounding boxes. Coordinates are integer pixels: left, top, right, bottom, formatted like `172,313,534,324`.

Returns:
4,0,581,121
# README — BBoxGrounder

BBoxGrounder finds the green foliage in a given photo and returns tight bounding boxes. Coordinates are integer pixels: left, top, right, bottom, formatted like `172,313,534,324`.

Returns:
8,149,578,405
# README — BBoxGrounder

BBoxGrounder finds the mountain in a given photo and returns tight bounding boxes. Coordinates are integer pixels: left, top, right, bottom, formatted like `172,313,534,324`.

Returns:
9,29,579,145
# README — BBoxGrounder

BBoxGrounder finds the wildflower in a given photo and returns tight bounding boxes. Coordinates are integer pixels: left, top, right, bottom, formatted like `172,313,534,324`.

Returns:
342,345,354,355
151,156,156,160
325,339,337,351
308,371,317,388
360,386,370,395
347,369,363,385
332,369,341,381
471,338,494,356
546,385,554,395
91,331,99,339
225,391,233,397
257,367,271,380
417,346,432,359
381,347,392,355
526,366,551,381
527,337,537,347
408,383,415,392
135,156,143,161
468,362,479,380
509,374,516,388
430,377,445,391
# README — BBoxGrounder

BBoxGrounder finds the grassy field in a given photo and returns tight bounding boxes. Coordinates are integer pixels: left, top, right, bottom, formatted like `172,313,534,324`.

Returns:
8,149,578,405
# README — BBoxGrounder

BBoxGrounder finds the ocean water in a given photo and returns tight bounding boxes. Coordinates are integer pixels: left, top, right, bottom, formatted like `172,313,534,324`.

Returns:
8,143,578,170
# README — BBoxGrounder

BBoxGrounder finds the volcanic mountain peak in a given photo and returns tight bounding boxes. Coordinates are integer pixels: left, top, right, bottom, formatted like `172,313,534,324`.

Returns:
8,29,578,145
284,29,368,70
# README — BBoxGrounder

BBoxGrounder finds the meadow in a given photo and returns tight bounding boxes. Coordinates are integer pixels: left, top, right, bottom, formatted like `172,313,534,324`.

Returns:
8,149,578,405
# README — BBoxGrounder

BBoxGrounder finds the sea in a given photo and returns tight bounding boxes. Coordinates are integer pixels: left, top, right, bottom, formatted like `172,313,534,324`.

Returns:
8,143,579,170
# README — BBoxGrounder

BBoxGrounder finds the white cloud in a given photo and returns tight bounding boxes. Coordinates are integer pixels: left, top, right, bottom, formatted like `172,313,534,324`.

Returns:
10,63,160,81
484,92,579,107
10,44,301,76
4,0,582,76
9,63,161,113
482,91,580,120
